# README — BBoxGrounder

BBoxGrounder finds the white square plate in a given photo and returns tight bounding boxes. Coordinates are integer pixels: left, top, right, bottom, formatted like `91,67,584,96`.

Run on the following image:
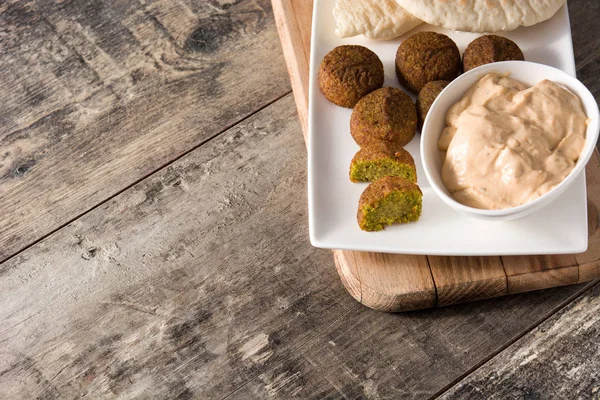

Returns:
308,0,588,255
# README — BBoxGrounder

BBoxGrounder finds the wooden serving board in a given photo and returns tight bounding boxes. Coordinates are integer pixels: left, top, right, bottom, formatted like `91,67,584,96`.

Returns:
271,0,600,312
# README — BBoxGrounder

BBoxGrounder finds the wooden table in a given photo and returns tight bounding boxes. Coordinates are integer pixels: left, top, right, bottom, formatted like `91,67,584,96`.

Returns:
0,1,598,398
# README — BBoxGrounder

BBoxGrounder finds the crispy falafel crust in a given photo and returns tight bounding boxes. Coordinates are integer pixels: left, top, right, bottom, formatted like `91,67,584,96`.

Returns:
350,87,417,147
462,35,524,72
395,32,460,93
416,80,450,130
318,45,384,108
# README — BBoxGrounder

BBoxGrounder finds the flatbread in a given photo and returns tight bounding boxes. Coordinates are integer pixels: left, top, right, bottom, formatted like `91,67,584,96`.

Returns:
394,0,566,32
334,0,422,40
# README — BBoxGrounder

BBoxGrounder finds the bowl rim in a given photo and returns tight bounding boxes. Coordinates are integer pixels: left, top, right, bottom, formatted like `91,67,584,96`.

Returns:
420,60,600,217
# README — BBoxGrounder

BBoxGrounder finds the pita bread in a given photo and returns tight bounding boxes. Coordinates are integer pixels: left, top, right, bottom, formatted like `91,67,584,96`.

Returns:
394,0,566,32
334,0,422,40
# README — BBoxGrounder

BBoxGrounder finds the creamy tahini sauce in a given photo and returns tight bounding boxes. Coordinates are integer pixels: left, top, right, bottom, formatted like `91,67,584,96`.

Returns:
439,73,588,210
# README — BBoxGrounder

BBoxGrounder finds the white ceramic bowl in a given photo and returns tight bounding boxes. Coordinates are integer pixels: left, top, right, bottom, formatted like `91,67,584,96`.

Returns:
420,61,600,220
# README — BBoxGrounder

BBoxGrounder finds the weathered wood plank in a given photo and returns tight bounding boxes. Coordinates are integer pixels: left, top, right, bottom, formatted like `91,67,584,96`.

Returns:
571,0,600,103
0,0,598,398
441,282,600,399
0,0,291,261
232,286,596,399
0,94,596,399
0,94,344,398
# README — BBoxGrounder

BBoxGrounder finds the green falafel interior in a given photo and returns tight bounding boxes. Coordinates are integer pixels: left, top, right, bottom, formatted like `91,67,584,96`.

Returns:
358,177,422,232
349,144,417,183
358,187,422,231
350,158,417,183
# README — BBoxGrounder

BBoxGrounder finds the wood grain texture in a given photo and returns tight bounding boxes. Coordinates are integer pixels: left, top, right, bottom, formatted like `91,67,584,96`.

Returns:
0,92,596,398
0,0,597,398
503,254,579,294
272,0,313,137
273,0,600,312
428,257,507,306
335,251,436,311
0,0,291,262
571,0,600,107
0,94,345,399
441,282,600,399
576,154,600,265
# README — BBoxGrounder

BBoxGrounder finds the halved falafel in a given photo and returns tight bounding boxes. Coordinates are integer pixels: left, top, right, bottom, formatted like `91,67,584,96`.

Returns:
462,35,524,72
357,176,422,231
349,142,417,183
416,80,450,130
318,45,384,108
395,32,460,93
350,87,417,148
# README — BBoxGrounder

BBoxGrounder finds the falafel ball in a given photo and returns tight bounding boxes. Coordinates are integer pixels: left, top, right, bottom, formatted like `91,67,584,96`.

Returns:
462,35,524,72
416,80,450,130
395,32,460,93
318,45,384,108
350,87,417,148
